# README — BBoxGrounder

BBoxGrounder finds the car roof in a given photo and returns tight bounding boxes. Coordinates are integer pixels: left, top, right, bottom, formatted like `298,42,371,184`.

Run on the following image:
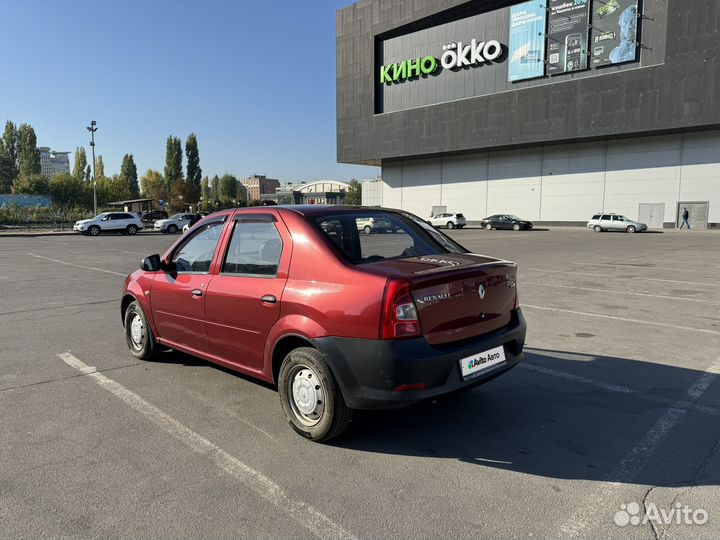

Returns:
229,205,403,218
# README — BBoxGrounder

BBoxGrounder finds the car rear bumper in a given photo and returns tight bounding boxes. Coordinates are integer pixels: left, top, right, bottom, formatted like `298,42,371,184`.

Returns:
312,309,526,410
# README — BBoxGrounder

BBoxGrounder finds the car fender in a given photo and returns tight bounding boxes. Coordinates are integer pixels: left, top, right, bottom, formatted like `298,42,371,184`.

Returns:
122,274,159,336
263,314,330,375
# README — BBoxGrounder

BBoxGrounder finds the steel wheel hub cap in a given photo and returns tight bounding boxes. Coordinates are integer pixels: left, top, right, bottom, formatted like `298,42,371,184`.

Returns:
290,367,325,425
130,315,144,347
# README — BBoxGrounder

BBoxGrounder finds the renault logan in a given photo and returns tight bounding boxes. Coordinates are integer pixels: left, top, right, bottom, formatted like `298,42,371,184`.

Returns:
121,206,526,441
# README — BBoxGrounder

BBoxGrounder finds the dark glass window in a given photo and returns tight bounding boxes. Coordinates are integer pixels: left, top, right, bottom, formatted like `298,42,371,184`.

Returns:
222,222,283,276
171,222,224,273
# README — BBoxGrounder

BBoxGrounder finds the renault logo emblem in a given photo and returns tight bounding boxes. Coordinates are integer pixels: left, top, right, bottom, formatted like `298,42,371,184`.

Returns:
478,284,486,300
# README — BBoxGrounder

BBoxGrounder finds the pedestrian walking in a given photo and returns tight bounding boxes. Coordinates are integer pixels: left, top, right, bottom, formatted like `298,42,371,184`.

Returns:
679,207,691,229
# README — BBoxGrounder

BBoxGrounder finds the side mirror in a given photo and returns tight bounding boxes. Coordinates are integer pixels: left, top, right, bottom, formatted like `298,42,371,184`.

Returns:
141,254,161,272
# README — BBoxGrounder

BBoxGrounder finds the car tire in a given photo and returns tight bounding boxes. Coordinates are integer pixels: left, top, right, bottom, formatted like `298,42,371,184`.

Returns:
126,224,138,235
593,225,602,233
363,225,372,234
124,300,158,360
446,221,454,229
87,225,100,236
627,225,636,233
167,224,178,234
485,223,492,230
278,347,352,442
512,223,521,231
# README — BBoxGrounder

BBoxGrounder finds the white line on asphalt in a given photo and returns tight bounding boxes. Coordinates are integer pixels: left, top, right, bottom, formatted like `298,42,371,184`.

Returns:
525,268,609,277
28,253,126,277
520,363,720,416
522,304,720,335
521,281,720,305
559,359,720,538
57,352,356,540
636,277,720,287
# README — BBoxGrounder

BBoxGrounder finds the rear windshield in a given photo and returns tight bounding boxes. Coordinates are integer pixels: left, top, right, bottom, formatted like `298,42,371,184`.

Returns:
314,211,468,265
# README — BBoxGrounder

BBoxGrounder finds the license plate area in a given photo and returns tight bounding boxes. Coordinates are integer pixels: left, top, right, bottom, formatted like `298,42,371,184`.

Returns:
459,345,507,380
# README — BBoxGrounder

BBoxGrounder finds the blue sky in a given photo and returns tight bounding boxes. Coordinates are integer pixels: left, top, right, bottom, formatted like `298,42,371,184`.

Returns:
0,0,378,183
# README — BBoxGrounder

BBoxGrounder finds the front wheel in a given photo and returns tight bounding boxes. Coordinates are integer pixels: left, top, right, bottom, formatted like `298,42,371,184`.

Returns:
446,221,454,229
593,225,602,233
485,223,492,230
278,347,352,442
363,225,371,234
627,225,636,233
87,225,100,236
124,301,158,360
126,224,138,235
167,224,178,234
512,223,521,231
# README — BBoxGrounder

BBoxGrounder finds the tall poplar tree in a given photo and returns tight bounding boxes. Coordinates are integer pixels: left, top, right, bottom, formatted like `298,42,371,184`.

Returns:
185,133,201,190
0,121,18,191
73,147,88,180
96,155,105,180
119,154,139,197
164,135,183,188
17,124,41,178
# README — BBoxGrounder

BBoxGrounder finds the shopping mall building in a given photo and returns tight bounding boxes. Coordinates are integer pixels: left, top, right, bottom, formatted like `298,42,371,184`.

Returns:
336,0,720,228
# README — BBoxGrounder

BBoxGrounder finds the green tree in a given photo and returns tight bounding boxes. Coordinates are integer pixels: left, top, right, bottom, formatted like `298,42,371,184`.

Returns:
72,147,88,180
95,155,105,180
119,154,139,197
140,169,167,202
345,179,362,205
0,121,18,192
17,124,41,179
96,174,131,205
218,174,238,203
85,164,91,182
170,180,199,209
164,135,183,188
200,176,210,200
211,175,220,200
11,173,49,195
49,173,86,210
185,133,201,190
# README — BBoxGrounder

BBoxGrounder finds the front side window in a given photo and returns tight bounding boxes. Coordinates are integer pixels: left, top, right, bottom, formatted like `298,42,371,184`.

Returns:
171,221,224,273
222,221,283,277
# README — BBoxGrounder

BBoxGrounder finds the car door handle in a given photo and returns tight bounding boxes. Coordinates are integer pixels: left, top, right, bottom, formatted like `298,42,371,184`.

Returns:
260,294,277,304
191,289,203,297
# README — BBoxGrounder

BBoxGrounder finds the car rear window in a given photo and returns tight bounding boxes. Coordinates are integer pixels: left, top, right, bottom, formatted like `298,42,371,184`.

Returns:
314,211,468,265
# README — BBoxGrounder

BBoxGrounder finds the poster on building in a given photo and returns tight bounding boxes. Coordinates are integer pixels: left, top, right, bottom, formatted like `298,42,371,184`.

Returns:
508,0,547,82
590,0,639,66
547,0,591,75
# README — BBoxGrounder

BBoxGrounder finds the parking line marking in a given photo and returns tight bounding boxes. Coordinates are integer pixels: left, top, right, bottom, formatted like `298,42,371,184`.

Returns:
521,304,720,335
28,253,126,277
521,282,720,305
520,363,720,417
57,352,356,540
559,359,720,538
636,277,720,287
526,268,609,277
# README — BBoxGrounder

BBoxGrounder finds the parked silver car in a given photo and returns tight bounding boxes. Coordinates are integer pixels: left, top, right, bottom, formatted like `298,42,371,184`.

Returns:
154,213,196,233
428,212,467,229
587,213,648,233
73,212,144,236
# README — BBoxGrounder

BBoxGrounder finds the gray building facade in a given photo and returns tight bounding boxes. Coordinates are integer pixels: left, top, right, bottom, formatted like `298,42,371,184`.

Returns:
337,0,720,227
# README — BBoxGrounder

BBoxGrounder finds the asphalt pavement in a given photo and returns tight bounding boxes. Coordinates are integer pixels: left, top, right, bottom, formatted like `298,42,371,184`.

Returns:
0,227,718,539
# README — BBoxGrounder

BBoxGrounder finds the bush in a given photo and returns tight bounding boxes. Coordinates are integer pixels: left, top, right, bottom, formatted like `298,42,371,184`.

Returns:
0,203,93,225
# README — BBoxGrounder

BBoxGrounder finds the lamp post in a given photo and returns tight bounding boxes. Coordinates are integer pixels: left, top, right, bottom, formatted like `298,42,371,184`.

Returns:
86,121,98,215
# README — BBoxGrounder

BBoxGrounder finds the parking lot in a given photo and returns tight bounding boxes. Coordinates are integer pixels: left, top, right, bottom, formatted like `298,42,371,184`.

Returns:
1,227,719,539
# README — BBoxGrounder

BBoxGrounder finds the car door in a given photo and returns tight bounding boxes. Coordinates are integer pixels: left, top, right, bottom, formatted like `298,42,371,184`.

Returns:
150,219,227,352
494,215,508,229
204,211,290,373
116,213,133,230
610,215,623,231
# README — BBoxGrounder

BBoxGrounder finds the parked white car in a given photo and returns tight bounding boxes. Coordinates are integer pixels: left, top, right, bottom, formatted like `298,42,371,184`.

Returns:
355,216,398,234
73,212,144,236
154,213,196,233
587,213,648,233
428,212,467,229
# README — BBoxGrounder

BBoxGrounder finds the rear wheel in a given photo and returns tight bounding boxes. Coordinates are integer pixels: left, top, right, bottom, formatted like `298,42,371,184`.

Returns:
167,224,178,234
627,225,636,233
446,221,454,229
124,301,158,360
593,225,602,233
88,225,100,236
363,225,371,234
485,223,492,230
278,347,352,442
512,223,521,231
126,224,138,235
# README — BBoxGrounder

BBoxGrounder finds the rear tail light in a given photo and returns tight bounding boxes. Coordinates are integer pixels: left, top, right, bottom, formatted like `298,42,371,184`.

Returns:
380,278,421,339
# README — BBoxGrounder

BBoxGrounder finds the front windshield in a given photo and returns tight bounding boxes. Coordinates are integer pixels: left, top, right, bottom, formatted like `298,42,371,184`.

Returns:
508,215,522,220
168,214,183,220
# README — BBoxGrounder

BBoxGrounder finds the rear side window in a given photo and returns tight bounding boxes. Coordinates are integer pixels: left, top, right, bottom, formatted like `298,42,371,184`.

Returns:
601,215,611,220
222,222,283,277
591,214,601,219
315,212,467,265
172,222,224,273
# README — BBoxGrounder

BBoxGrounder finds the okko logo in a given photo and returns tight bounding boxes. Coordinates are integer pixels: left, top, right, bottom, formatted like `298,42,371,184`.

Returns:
379,38,504,84
614,501,709,527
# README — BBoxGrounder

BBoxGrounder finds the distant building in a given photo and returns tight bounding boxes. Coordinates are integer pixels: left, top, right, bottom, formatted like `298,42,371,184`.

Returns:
261,180,350,205
241,174,281,201
39,147,70,177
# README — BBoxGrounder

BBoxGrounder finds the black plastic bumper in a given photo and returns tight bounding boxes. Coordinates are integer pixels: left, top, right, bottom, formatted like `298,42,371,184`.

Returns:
312,309,527,410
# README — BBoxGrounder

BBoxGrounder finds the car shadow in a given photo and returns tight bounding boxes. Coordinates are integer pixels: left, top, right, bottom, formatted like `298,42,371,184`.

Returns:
332,348,720,488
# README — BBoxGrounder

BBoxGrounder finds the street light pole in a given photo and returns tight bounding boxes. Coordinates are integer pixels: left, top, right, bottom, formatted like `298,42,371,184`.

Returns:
86,121,98,215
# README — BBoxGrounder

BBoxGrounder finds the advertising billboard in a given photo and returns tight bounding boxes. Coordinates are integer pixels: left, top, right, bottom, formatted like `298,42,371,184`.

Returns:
508,0,547,82
547,0,591,75
591,0,639,66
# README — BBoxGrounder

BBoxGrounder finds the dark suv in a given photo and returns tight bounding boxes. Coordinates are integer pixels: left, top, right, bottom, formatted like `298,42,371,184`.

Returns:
141,210,168,223
122,206,526,441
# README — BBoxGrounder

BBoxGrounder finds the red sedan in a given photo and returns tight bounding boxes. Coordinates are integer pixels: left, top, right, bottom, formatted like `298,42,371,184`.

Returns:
122,206,526,441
